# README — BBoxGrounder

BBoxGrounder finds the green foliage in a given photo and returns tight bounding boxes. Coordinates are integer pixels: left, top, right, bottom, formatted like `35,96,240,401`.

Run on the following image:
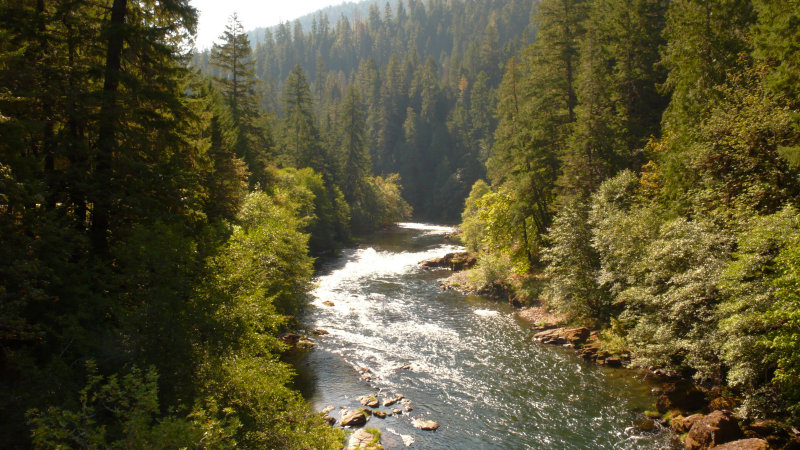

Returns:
28,363,239,449
275,167,350,255
770,226,800,416
621,218,733,380
460,179,492,252
542,199,609,323
718,207,800,416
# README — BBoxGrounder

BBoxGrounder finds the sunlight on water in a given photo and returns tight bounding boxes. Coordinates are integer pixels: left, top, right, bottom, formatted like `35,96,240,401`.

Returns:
396,222,456,234
294,223,677,449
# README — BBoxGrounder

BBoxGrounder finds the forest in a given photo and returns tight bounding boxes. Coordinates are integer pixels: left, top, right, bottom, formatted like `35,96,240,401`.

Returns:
1,0,800,447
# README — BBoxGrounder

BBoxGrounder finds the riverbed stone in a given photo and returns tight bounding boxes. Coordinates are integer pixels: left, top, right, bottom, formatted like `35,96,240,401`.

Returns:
347,429,381,449
373,410,387,419
382,397,397,407
322,301,335,307
311,328,329,335
412,419,440,430
392,408,402,415
340,409,368,427
323,415,336,426
358,395,379,408
685,410,743,450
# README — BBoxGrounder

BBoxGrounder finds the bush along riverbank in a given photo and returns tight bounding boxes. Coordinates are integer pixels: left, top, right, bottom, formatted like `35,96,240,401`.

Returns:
425,251,800,449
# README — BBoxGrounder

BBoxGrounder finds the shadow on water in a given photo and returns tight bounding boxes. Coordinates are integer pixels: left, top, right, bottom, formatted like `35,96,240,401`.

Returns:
290,223,679,449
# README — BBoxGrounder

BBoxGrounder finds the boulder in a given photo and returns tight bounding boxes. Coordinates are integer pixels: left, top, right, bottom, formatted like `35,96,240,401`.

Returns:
358,395,379,408
373,410,387,419
321,405,335,414
340,409,368,427
382,397,397,407
672,414,704,434
563,327,590,344
419,252,477,271
347,429,380,449
322,301,335,307
712,439,769,450
280,333,301,346
685,410,743,450
323,415,336,426
634,418,659,433
311,328,330,335
412,419,440,430
709,396,738,412
533,327,591,347
392,408,403,415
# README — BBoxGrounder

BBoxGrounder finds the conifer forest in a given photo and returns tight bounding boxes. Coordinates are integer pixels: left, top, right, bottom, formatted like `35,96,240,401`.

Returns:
2,0,800,448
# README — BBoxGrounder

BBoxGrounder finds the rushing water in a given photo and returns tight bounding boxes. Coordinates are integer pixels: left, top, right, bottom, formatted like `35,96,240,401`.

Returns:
290,223,676,449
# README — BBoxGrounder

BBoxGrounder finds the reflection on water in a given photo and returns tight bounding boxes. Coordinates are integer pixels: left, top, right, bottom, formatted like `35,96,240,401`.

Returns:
291,223,676,449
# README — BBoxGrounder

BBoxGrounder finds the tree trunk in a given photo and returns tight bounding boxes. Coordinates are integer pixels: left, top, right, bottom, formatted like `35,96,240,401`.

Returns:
91,0,127,254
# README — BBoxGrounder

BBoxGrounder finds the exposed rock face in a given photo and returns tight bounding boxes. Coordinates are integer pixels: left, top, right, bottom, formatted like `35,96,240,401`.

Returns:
419,252,477,271
348,429,380,449
672,414,704,434
412,419,440,430
533,327,590,347
711,439,769,450
340,409,368,427
685,410,743,450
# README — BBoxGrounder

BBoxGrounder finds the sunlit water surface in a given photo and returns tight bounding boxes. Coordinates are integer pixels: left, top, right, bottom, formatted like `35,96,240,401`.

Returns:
289,223,676,449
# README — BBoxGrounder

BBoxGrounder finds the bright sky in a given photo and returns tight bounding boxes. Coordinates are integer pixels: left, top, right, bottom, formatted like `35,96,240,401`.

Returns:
191,0,347,50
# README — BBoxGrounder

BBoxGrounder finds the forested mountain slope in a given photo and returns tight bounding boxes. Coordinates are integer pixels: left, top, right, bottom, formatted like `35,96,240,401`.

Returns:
193,0,537,220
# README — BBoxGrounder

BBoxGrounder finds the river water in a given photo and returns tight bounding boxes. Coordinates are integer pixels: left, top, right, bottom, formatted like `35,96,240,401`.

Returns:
291,223,675,449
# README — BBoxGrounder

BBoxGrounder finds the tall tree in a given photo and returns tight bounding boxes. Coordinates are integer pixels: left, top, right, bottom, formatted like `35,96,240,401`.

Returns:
282,64,326,176
339,85,370,203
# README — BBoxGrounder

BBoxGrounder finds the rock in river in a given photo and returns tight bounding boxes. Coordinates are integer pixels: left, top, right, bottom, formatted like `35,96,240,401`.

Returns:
412,418,441,430
340,409,368,427
419,252,476,271
358,395,380,408
348,429,381,449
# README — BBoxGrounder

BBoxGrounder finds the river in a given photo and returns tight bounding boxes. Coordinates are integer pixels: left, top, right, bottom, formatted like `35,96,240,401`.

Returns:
290,223,676,449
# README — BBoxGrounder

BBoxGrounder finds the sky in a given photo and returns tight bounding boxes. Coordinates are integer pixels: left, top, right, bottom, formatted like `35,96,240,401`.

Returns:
191,0,347,50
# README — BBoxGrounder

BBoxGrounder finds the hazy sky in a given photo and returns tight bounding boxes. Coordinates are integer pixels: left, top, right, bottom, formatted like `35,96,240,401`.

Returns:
191,0,347,50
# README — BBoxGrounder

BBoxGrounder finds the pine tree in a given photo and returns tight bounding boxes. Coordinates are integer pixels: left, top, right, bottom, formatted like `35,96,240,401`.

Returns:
210,13,258,127
339,85,370,203
282,64,327,176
